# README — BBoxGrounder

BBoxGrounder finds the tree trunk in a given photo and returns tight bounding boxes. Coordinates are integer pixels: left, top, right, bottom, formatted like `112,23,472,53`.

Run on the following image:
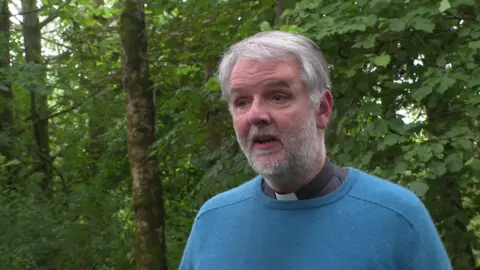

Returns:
204,62,223,154
0,0,13,154
22,0,53,193
425,101,477,269
120,0,167,269
82,76,107,177
272,0,284,29
85,0,110,178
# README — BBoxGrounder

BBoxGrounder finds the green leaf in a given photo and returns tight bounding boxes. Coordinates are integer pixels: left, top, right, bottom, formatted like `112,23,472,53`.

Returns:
451,0,475,6
394,160,408,175
384,133,404,146
363,103,383,115
279,25,305,34
466,62,476,70
455,139,472,151
443,126,470,138
353,35,376,49
373,54,390,67
370,121,389,137
387,118,406,135
430,143,444,155
259,21,272,31
345,69,356,78
436,55,446,67
466,158,480,171
412,86,433,102
407,6,437,16
417,147,433,162
3,159,20,167
468,41,480,49
446,153,463,173
437,76,456,93
361,151,373,165
459,27,471,37
467,77,480,88
439,0,451,13
471,30,480,39
431,160,447,176
412,17,435,33
409,181,429,197
389,18,406,32
363,15,378,27
0,84,9,92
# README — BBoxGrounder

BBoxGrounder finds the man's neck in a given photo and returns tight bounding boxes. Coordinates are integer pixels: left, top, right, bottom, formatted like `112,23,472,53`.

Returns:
269,154,326,195
261,158,348,200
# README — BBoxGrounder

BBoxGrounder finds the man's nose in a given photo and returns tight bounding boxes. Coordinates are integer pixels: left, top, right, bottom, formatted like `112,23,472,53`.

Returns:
247,99,271,126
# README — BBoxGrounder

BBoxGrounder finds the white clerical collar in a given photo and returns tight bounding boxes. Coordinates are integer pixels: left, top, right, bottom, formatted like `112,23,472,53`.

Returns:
275,192,298,200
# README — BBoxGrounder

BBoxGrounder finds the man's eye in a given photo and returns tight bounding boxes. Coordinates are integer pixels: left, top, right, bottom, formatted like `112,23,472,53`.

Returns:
272,94,287,102
235,99,248,107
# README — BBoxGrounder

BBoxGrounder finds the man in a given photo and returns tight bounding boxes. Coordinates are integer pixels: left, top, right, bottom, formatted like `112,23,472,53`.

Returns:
180,31,451,270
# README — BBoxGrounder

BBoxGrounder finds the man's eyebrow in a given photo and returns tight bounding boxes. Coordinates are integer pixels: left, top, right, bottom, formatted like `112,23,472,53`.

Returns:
264,79,293,88
229,79,293,95
229,86,245,95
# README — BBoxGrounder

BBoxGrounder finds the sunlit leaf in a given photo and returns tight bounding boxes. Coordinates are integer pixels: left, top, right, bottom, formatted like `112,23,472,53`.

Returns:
409,181,429,197
438,0,451,13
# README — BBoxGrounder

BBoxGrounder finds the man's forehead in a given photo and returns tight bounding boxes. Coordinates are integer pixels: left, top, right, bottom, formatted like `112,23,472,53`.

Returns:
230,79,293,93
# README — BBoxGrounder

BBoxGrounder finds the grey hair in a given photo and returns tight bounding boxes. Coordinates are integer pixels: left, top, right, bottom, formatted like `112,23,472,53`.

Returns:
217,31,331,105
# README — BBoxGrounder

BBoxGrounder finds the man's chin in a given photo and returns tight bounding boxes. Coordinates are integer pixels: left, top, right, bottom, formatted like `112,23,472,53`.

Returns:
251,157,285,174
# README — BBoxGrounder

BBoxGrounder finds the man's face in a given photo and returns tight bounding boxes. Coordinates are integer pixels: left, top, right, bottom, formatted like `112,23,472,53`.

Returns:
228,58,325,184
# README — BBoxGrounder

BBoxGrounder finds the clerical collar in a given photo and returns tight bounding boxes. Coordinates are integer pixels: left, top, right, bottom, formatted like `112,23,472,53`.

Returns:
261,159,348,200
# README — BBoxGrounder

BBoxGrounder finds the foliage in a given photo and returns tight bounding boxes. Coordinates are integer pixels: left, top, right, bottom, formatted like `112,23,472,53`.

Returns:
0,184,134,269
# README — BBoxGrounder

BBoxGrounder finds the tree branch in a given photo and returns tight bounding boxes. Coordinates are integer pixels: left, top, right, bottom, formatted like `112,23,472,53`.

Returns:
40,13,58,28
12,88,106,136
39,1,71,28
44,88,105,120
16,7,43,15
33,148,70,196
41,36,72,50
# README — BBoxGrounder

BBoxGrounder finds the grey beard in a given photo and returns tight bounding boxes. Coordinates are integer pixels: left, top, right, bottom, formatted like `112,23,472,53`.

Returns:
255,138,319,192
238,115,320,192
255,158,313,192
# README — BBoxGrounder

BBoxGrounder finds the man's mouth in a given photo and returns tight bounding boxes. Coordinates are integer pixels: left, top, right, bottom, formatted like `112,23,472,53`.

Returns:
252,135,279,149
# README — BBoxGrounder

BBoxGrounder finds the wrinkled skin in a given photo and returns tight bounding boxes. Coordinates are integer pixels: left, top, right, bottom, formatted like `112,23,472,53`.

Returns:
228,58,333,193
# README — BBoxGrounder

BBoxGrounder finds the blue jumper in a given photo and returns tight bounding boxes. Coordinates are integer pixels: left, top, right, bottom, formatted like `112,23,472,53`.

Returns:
180,168,451,270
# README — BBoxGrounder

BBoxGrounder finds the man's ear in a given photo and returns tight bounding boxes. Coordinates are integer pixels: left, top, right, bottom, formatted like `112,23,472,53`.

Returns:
315,89,333,130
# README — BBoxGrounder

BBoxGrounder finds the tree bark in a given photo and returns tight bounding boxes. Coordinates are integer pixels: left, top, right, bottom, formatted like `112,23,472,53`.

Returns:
204,62,224,153
85,0,110,178
0,0,13,160
425,101,477,269
83,76,106,177
120,0,168,269
272,0,284,29
22,0,53,193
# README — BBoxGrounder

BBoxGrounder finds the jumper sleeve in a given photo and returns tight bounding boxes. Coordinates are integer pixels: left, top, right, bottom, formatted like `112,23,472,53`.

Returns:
402,199,452,270
179,227,195,270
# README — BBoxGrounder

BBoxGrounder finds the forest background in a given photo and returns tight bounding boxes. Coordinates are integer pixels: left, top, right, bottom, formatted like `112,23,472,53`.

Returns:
0,0,479,269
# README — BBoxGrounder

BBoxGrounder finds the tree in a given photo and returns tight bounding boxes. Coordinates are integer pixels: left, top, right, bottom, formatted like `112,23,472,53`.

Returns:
22,0,53,193
120,0,167,268
0,0,14,172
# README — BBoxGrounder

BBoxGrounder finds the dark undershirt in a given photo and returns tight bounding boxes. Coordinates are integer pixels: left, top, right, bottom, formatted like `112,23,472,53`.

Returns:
261,159,349,200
